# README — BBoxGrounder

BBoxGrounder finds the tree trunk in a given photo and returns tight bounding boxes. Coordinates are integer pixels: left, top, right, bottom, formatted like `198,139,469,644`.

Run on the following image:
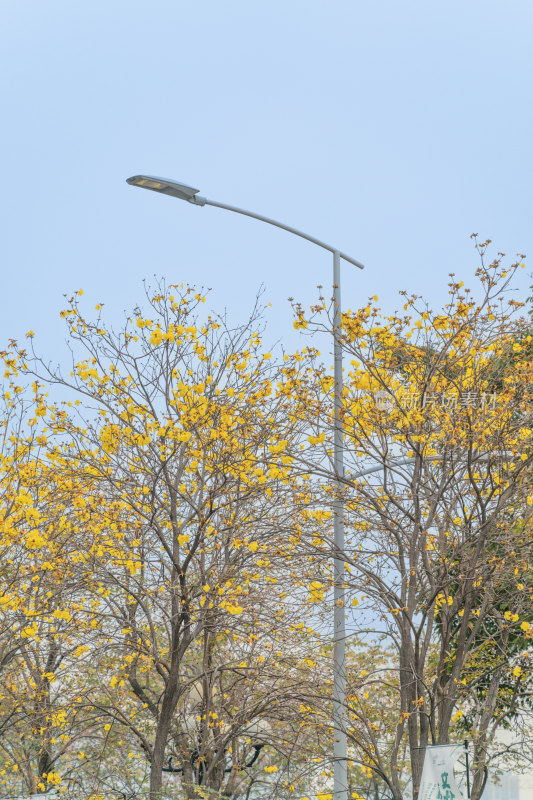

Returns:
150,686,180,800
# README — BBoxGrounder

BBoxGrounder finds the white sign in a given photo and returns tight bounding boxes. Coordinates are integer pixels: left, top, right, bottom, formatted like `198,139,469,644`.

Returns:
419,744,465,800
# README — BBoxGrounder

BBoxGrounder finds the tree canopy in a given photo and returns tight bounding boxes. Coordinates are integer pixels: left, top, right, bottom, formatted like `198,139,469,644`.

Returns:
1,247,532,800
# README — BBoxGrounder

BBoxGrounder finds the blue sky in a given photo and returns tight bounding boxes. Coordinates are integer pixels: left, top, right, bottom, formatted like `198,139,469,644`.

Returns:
2,0,532,359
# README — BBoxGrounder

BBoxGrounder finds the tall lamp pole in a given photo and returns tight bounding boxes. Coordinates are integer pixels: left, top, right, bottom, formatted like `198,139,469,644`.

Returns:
126,175,365,800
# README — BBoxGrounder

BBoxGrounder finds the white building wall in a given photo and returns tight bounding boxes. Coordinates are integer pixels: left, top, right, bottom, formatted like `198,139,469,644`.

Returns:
482,770,533,799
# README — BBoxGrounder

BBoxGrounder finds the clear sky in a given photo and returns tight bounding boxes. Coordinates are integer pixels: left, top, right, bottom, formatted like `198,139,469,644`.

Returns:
2,0,532,359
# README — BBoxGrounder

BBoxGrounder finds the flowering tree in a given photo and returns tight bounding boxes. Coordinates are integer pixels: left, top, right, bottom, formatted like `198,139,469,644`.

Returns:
18,284,323,799
0,374,102,794
288,243,533,799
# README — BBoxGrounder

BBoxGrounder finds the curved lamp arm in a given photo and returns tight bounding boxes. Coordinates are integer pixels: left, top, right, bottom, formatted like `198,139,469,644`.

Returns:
126,174,364,270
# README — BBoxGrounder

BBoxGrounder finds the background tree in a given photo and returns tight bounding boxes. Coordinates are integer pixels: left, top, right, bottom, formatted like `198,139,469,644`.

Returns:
0,368,104,795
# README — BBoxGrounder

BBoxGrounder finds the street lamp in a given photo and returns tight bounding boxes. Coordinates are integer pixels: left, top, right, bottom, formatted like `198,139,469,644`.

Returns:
127,174,365,800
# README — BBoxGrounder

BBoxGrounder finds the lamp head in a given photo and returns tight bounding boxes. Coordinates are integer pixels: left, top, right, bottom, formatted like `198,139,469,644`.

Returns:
126,175,204,203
